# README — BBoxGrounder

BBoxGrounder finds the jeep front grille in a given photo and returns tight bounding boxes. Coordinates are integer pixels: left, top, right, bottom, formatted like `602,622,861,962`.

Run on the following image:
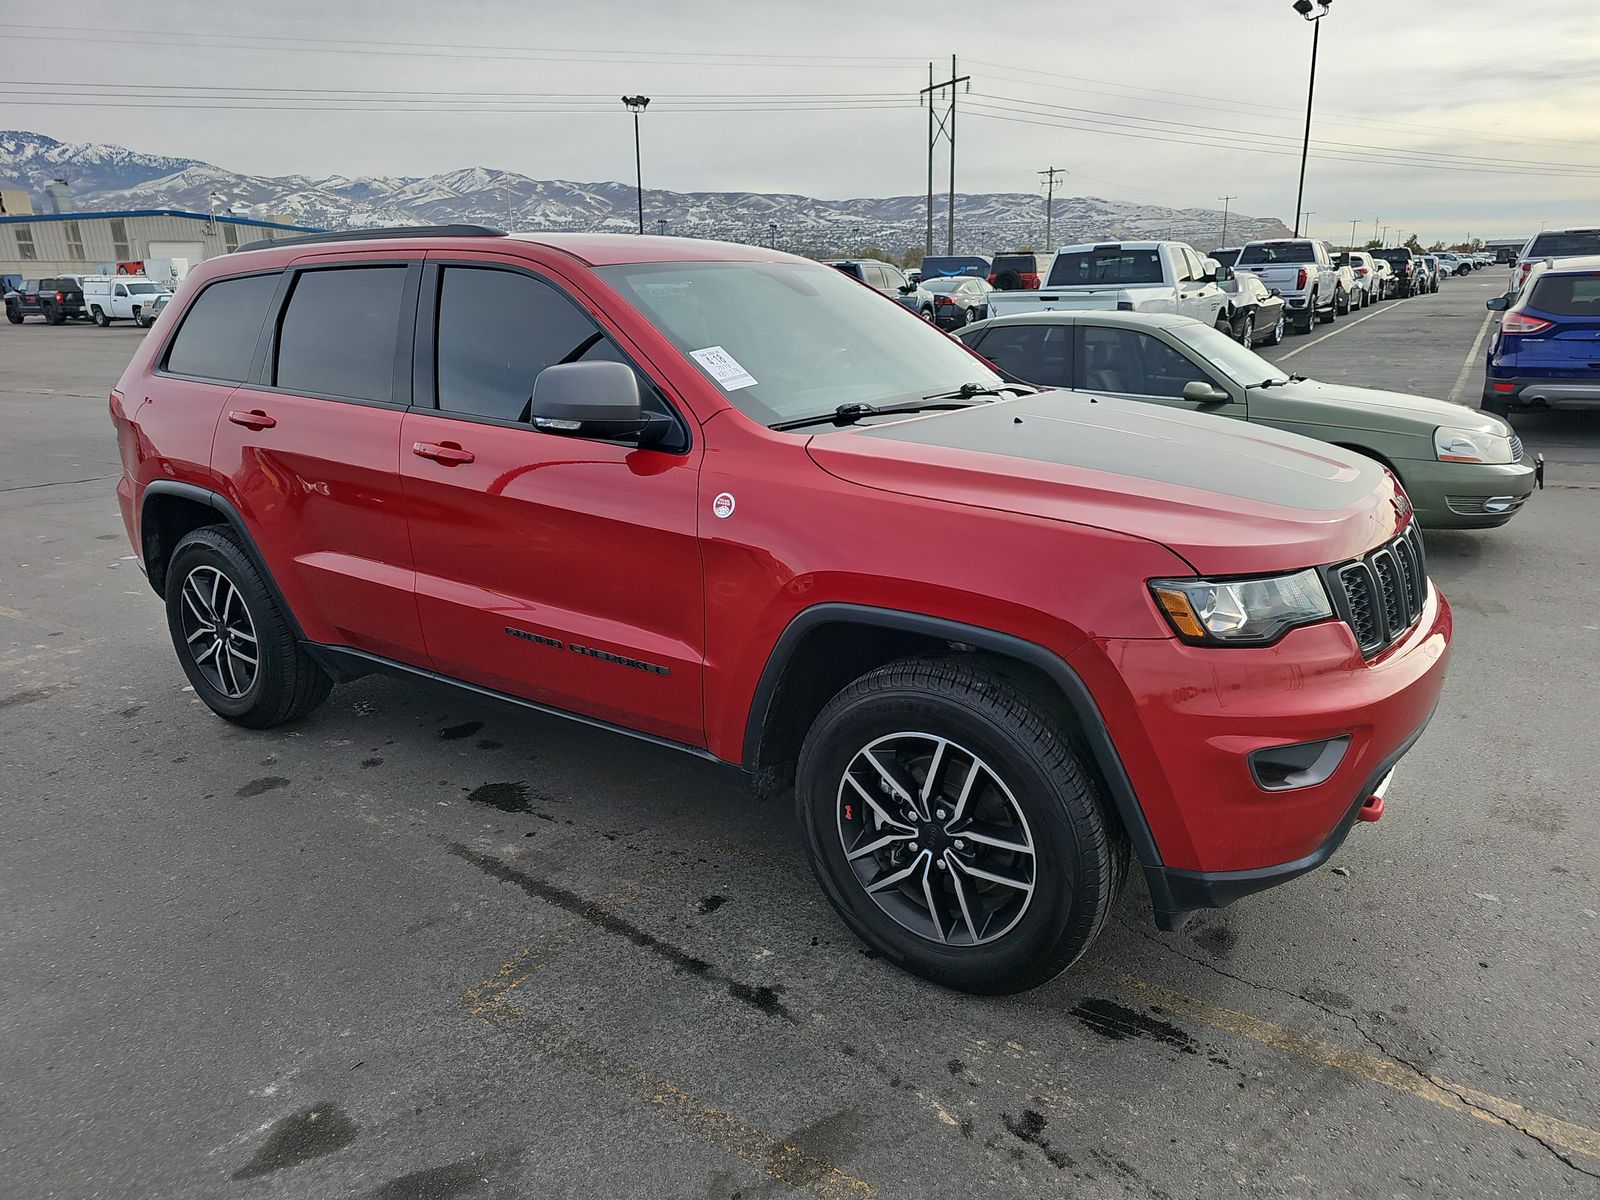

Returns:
1324,524,1427,657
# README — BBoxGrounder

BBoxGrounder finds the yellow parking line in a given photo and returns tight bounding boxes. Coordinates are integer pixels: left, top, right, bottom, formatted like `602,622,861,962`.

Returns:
484,1018,874,1200
1121,976,1600,1163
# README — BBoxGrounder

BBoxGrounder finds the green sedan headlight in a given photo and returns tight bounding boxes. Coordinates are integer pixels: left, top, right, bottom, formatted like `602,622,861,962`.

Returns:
1434,425,1514,464
1151,569,1333,645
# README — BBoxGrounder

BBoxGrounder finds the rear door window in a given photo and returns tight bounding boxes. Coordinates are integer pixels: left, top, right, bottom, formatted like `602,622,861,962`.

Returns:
274,266,408,403
1080,327,1207,398
164,272,279,382
968,323,1070,387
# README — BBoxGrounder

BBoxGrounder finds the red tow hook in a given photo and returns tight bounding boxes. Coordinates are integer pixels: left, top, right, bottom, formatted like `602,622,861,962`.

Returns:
1358,771,1393,822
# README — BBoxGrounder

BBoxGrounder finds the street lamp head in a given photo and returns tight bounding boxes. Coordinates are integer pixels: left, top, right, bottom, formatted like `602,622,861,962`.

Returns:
1292,0,1331,16
621,95,650,113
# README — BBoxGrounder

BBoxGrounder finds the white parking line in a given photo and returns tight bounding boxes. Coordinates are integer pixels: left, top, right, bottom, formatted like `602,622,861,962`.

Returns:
1275,297,1412,361
1447,310,1498,405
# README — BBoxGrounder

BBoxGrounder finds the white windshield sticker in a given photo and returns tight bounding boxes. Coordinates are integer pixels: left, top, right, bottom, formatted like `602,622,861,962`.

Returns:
689,345,757,391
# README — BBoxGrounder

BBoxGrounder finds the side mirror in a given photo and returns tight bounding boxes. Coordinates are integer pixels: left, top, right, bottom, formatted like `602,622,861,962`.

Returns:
898,283,914,294
1485,294,1511,311
532,361,656,442
1182,380,1231,405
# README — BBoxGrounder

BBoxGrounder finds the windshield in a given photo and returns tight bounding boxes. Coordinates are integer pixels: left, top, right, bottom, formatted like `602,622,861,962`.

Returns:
1238,241,1317,265
1527,231,1600,259
596,260,1003,427
1168,321,1289,385
1047,248,1162,286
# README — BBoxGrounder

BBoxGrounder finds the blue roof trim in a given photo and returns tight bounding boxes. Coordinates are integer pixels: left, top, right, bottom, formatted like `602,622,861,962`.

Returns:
0,209,322,232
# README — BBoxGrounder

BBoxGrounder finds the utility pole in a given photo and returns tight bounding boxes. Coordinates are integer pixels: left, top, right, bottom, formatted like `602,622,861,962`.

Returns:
920,56,969,255
1217,195,1236,247
1372,217,1380,245
1040,167,1066,252
1348,218,1358,251
1300,210,1316,240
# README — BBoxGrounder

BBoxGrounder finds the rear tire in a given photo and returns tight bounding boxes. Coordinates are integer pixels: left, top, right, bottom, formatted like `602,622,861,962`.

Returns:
796,655,1128,995
164,526,332,729
92,306,111,327
5,305,22,324
43,305,64,326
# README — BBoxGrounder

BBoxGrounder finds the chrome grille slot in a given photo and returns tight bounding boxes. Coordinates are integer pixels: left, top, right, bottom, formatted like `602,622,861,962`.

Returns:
1509,433,1524,461
1371,550,1405,634
1338,563,1380,651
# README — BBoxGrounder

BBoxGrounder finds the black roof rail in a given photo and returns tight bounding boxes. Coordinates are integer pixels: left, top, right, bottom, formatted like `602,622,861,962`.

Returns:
233,223,507,254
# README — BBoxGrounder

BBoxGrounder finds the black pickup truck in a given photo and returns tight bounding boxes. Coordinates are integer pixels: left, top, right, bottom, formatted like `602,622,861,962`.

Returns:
4,276,88,324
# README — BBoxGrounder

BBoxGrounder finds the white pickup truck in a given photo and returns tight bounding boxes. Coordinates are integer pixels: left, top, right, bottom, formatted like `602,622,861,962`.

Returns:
983,241,1228,327
1231,239,1342,334
82,276,172,328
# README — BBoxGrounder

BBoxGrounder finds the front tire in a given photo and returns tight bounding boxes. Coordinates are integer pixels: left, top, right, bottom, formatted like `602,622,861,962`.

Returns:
164,526,332,729
796,656,1127,994
1318,292,1337,324
5,305,22,324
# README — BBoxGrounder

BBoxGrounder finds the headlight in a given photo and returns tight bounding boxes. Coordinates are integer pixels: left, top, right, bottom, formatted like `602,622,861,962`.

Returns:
1150,569,1333,645
1434,425,1514,464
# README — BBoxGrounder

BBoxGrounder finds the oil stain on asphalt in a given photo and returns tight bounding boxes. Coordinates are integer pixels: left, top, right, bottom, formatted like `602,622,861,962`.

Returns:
1071,998,1199,1055
465,782,531,814
446,842,798,1024
231,1103,358,1180
236,776,290,798
440,721,484,741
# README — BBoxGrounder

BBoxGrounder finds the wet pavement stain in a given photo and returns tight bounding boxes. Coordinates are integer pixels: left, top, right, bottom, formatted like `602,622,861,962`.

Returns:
465,782,530,814
361,1154,497,1199
695,895,727,914
1001,1110,1072,1169
1071,998,1199,1055
118,704,143,718
446,842,797,1023
231,1103,358,1180
476,739,502,751
1190,923,1238,958
441,721,484,741
360,757,383,769
236,776,290,798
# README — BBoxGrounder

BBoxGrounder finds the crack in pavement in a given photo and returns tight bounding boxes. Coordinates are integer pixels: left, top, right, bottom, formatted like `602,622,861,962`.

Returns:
1118,917,1599,1180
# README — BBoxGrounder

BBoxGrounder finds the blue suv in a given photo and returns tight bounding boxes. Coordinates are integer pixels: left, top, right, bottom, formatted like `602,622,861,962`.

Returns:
1484,254,1600,415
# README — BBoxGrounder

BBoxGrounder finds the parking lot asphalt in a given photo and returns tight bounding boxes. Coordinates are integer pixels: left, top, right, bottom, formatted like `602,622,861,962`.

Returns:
2,287,1597,1200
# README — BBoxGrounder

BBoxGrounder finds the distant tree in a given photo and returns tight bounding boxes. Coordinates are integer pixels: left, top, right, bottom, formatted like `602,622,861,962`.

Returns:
1363,238,1384,250
898,246,922,269
1427,240,1446,252
856,245,895,263
1403,233,1424,252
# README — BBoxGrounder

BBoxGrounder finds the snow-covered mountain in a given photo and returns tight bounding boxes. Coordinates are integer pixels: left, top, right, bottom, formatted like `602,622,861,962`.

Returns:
0,129,1292,255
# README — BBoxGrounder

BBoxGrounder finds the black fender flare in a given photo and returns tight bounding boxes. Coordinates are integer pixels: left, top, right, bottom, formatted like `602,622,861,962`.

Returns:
741,603,1171,905
139,480,310,642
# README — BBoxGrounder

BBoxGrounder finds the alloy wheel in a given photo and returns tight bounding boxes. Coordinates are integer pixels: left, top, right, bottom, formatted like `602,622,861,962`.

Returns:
178,565,259,699
836,731,1038,946
1240,316,1254,346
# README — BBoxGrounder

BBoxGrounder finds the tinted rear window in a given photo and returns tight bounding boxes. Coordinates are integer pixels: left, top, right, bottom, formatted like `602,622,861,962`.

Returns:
1210,249,1240,267
1238,242,1317,265
992,255,1039,273
1529,274,1600,316
1373,250,1411,265
1047,249,1162,286
275,267,407,402
1527,231,1600,259
164,273,279,382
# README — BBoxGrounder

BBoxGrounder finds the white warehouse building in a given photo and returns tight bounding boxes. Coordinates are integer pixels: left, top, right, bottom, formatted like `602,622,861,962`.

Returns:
0,209,322,278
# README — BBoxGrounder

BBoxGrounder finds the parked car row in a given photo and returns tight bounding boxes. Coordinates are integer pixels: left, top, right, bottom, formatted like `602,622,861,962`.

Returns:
4,274,172,327
1484,238,1600,418
112,225,1465,993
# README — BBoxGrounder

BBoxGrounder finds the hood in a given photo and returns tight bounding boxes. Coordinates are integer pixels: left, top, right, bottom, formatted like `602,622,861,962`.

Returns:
1270,380,1510,436
806,392,1404,576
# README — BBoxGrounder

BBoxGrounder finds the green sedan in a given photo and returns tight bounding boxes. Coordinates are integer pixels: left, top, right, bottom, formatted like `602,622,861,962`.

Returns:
956,310,1537,529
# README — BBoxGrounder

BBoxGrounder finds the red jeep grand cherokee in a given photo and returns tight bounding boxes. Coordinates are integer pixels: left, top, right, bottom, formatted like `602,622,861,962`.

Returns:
111,227,1451,993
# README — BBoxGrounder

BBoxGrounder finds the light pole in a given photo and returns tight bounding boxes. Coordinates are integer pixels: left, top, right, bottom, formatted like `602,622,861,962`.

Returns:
1290,0,1331,238
207,189,224,233
655,218,668,237
621,95,650,235
768,221,779,249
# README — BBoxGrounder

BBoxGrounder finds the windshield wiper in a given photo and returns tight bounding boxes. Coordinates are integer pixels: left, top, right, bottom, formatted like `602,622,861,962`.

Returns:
769,399,988,432
923,381,1040,400
1250,374,1304,389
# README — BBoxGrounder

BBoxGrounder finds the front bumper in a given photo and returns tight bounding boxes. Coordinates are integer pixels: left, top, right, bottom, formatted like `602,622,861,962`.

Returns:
1068,583,1451,925
1398,455,1538,529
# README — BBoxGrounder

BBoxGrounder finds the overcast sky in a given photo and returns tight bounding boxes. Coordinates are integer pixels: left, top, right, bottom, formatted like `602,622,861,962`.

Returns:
11,0,1600,241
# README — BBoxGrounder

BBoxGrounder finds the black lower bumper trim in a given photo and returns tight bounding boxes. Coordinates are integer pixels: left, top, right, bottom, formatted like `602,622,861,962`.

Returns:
1145,701,1438,931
